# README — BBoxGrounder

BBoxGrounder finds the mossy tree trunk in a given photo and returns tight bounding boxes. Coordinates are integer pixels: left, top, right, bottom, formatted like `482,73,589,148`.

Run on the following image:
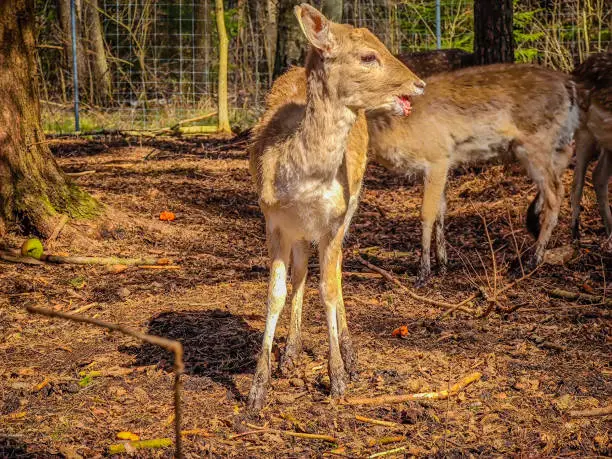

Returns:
0,0,100,237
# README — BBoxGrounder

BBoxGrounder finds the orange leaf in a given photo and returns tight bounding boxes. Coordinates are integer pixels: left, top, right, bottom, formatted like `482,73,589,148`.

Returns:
582,283,594,294
159,211,175,222
392,325,409,337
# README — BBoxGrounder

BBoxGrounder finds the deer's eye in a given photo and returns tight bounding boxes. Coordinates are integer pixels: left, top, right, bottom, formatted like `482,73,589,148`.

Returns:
360,53,378,64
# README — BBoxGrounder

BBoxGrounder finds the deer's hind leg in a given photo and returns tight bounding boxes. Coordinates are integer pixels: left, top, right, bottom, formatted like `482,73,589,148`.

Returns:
434,193,448,274
571,129,597,240
593,148,612,236
521,140,572,269
417,160,449,286
248,227,292,410
280,240,309,376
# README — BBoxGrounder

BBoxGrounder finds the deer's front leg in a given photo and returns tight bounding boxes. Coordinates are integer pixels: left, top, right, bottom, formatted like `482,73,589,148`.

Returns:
319,230,349,398
248,229,291,411
280,240,309,376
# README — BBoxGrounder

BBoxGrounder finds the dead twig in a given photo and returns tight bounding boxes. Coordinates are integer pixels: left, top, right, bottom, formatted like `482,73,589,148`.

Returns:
369,446,407,458
46,215,69,248
24,306,184,459
569,405,612,418
547,288,612,307
342,372,482,406
356,255,476,313
65,170,97,177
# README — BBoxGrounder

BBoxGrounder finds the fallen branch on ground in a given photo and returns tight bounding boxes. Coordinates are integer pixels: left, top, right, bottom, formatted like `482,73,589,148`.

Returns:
569,405,612,418
41,254,170,266
241,423,337,443
356,255,476,313
341,372,482,406
548,288,612,307
25,306,184,459
0,252,45,265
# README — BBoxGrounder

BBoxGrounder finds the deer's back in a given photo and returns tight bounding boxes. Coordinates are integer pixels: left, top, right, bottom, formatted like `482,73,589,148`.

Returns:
369,64,578,171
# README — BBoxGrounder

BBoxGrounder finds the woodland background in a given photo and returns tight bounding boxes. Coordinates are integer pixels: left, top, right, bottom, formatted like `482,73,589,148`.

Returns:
36,0,611,133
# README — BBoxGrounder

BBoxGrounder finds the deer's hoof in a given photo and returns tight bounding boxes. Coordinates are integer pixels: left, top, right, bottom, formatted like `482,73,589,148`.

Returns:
279,344,302,377
246,383,267,412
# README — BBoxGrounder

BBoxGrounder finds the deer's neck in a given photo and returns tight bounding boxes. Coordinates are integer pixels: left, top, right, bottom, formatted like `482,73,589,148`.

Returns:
291,51,356,176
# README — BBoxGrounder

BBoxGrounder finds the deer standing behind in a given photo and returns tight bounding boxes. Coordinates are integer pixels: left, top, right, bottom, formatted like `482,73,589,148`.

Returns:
570,51,612,240
247,4,424,410
367,64,580,284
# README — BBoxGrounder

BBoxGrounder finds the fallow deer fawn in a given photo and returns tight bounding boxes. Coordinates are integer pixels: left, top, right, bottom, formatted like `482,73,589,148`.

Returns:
247,4,424,410
367,64,580,284
571,52,612,240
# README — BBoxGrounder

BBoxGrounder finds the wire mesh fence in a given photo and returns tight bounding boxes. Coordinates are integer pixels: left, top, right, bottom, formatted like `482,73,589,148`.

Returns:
35,0,611,133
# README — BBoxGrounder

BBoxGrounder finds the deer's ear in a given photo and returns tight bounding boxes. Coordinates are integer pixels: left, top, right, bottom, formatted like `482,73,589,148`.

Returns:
295,4,333,53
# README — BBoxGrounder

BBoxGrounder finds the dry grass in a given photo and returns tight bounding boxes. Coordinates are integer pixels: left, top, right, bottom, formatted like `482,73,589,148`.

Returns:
0,136,610,457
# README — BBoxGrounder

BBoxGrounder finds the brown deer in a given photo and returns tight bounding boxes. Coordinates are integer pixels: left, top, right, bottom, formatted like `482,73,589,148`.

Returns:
367,64,580,284
570,52,612,240
247,4,424,410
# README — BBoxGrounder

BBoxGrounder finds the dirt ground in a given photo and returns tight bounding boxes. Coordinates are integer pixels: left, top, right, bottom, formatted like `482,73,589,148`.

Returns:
1,136,610,458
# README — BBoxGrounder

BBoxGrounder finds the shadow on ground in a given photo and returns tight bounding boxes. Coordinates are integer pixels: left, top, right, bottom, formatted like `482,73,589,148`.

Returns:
121,309,262,398
0,436,62,458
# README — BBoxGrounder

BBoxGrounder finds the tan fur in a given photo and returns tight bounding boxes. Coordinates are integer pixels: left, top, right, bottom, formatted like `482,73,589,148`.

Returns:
571,51,612,238
246,4,423,410
367,64,579,281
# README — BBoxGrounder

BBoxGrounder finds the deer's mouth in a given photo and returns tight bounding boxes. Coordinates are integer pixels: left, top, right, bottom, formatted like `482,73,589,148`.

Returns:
395,95,412,116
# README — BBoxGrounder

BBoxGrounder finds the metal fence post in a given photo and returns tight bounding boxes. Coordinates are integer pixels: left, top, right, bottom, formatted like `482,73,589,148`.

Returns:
436,0,441,49
70,0,80,132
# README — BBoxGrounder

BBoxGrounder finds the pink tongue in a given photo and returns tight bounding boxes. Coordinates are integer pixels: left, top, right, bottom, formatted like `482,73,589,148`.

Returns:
398,96,412,116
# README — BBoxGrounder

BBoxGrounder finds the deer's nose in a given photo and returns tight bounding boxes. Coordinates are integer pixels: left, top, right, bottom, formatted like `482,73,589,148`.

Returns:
414,80,426,89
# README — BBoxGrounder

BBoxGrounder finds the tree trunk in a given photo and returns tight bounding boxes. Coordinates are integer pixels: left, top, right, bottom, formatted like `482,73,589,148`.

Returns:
473,0,514,65
0,0,100,237
215,0,231,134
321,0,342,22
274,0,305,77
84,0,111,105
263,0,279,85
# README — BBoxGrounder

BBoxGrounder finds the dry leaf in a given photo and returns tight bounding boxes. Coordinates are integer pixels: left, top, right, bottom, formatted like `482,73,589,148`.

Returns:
106,264,128,274
392,325,409,338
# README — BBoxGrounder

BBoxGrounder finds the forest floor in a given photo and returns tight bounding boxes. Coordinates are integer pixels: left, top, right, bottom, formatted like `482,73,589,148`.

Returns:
1,136,610,458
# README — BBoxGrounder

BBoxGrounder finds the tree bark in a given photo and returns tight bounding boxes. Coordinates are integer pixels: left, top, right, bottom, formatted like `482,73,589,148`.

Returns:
84,0,111,105
321,0,342,22
0,0,100,237
473,0,514,65
263,0,279,85
274,0,305,77
215,0,231,134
